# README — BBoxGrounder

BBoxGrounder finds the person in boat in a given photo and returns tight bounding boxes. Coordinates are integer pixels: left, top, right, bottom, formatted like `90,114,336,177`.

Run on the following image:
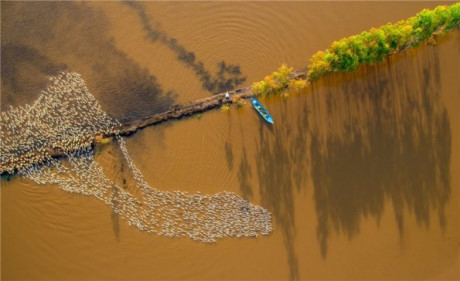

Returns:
258,106,267,115
257,106,268,118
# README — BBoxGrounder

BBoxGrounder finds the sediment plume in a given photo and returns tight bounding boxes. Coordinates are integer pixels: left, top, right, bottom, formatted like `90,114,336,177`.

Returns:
1,72,272,242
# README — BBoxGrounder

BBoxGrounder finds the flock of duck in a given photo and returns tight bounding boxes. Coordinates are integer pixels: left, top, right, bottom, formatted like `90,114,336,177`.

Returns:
1,72,117,173
1,72,272,242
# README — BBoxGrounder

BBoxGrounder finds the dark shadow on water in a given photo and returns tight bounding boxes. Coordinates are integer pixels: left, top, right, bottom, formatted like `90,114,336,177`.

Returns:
124,1,246,94
235,112,255,201
237,147,253,200
252,97,310,281
1,44,67,111
111,183,121,242
1,1,175,122
246,43,453,277
224,141,234,170
309,45,452,258
110,161,132,241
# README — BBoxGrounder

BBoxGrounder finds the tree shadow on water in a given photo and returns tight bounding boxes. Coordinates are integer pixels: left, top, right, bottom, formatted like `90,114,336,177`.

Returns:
250,97,310,281
224,141,234,171
1,44,67,111
124,1,246,94
237,147,253,200
309,46,452,258
1,1,176,122
111,183,121,242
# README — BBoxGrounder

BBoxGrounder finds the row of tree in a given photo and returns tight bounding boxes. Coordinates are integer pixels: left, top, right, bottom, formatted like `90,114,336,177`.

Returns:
307,3,460,81
251,64,306,97
251,3,459,96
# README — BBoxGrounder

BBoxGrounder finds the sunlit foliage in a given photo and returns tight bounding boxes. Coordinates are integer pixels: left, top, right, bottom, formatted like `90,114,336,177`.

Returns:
251,64,307,97
220,105,230,112
307,3,460,81
289,79,307,92
94,134,111,145
231,95,246,108
250,4,459,97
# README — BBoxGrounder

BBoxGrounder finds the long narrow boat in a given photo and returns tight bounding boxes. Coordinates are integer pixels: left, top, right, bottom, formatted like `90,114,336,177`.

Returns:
250,97,274,124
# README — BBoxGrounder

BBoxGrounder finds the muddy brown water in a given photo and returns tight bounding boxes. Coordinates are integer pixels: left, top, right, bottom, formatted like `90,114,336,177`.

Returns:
1,2,459,280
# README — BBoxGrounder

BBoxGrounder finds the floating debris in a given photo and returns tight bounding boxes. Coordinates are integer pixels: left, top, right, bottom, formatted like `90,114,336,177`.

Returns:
1,72,272,242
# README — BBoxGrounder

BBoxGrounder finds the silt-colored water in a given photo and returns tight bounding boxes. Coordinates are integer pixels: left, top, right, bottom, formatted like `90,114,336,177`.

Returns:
1,2,458,280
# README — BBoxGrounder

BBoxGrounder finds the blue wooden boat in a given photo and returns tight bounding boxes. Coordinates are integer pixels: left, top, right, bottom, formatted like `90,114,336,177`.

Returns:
251,97,274,124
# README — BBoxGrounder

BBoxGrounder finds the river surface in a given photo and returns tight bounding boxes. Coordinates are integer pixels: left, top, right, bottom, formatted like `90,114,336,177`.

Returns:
1,2,459,280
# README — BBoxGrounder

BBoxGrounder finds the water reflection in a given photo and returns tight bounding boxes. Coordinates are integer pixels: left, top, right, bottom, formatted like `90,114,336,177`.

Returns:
310,46,451,258
253,99,310,281
125,1,247,94
1,1,174,122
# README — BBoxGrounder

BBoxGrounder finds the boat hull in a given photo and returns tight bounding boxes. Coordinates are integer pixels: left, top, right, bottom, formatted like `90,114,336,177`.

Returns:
251,98,274,124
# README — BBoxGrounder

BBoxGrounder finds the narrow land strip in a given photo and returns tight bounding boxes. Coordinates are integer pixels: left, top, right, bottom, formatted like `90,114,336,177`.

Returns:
0,71,305,175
